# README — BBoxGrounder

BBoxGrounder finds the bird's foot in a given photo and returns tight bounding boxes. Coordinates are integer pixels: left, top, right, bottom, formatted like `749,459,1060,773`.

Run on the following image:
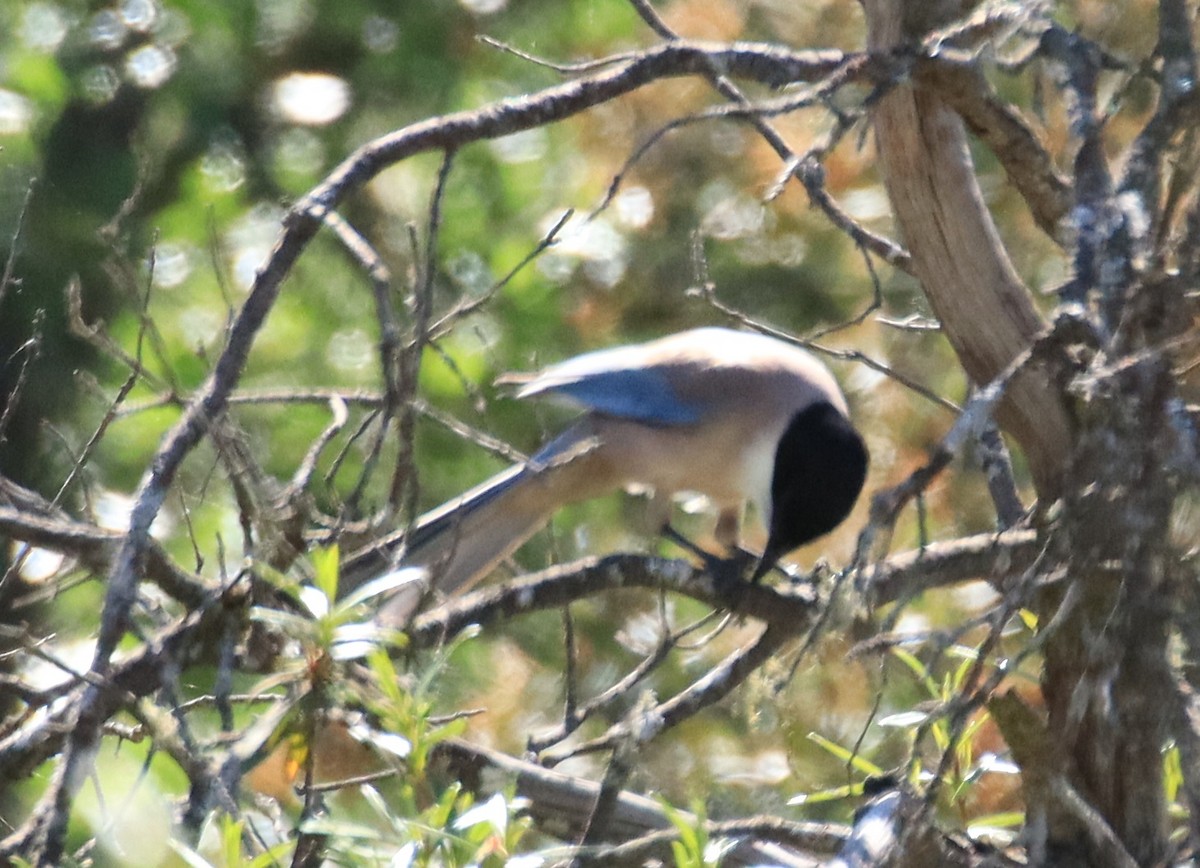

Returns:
661,525,754,596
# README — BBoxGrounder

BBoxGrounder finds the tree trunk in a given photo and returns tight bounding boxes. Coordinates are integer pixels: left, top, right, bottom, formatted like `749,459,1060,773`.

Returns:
862,1,1175,863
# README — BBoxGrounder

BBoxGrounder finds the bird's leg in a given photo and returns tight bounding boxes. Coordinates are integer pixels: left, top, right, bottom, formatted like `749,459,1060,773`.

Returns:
640,493,731,574
713,507,741,550
650,498,767,589
713,506,773,572
660,523,753,591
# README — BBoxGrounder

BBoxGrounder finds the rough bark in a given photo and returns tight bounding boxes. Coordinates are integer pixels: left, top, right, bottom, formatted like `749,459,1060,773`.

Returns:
862,1,1184,865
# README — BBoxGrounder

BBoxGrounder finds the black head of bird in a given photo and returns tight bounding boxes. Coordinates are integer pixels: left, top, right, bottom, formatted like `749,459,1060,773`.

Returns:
752,399,869,582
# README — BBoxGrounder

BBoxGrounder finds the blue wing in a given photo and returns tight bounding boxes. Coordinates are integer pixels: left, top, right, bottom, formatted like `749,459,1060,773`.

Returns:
532,368,701,425
513,342,703,426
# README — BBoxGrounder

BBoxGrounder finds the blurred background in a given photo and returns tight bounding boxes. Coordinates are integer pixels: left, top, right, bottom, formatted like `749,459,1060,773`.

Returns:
0,0,1160,863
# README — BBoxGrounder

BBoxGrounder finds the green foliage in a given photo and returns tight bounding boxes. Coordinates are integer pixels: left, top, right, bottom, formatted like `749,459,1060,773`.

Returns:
168,815,293,867
661,800,734,868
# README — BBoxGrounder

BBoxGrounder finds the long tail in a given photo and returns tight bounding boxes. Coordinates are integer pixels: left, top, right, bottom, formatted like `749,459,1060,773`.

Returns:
342,421,616,620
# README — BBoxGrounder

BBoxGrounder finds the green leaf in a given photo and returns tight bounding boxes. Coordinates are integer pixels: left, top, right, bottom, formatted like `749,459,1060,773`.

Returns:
787,782,860,805
299,817,383,840
312,543,341,602
671,841,690,866
428,782,464,830
331,621,401,661
367,647,404,702
967,810,1025,830
166,838,215,868
1164,742,1183,804
222,815,244,866
806,732,884,777
891,647,940,699
454,792,509,835
247,841,299,868
877,710,928,728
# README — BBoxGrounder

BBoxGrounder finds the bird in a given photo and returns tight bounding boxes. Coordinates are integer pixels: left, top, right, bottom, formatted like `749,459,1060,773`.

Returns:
343,327,868,622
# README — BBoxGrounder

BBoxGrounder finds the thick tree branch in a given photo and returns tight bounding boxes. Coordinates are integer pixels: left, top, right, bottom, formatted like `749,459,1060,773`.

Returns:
406,531,1039,651
918,52,1071,241
0,504,210,609
863,0,1072,499
433,737,847,867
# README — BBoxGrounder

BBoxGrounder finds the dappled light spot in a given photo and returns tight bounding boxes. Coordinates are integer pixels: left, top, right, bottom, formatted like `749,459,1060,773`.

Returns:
10,543,65,584
713,747,792,786
489,127,548,164
698,181,765,240
227,203,286,288
274,127,326,176
154,8,191,47
89,9,128,50
536,210,628,288
176,304,224,346
458,0,508,15
0,90,34,136
327,328,374,372
256,0,316,52
94,490,174,539
119,0,158,32
125,43,176,89
840,187,891,221
272,71,352,126
149,243,194,289
362,15,399,53
81,64,121,105
19,639,96,692
737,233,809,267
613,185,654,229
200,135,248,192
448,250,494,295
20,3,70,52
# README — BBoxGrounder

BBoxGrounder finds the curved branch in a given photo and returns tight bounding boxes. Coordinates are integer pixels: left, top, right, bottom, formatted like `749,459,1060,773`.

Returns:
0,579,249,846
537,621,790,766
35,40,861,862
0,505,210,609
306,40,853,216
863,1,1072,499
919,52,1072,241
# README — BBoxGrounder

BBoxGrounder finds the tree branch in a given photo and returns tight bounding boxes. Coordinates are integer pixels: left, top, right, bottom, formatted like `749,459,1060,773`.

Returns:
863,0,1073,499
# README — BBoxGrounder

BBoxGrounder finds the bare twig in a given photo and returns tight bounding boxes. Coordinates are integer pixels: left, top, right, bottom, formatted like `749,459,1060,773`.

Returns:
693,288,960,415
0,179,35,313
0,326,41,456
52,256,159,509
0,578,250,860
537,622,790,766
529,606,724,752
